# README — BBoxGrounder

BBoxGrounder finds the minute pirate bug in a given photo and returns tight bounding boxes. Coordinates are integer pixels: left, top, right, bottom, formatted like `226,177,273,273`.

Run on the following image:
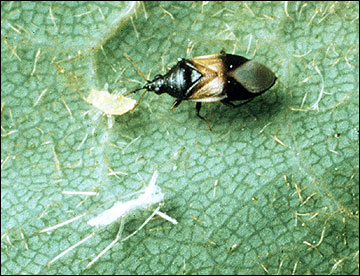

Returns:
126,50,277,127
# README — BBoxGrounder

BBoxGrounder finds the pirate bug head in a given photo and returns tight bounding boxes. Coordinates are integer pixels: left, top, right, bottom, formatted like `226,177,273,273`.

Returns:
126,51,277,126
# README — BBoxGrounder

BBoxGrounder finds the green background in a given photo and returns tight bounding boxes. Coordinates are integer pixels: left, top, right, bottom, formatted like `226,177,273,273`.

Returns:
1,1,359,274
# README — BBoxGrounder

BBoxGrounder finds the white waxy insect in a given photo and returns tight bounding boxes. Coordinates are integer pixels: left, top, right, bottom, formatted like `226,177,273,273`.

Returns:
41,171,177,269
87,170,164,227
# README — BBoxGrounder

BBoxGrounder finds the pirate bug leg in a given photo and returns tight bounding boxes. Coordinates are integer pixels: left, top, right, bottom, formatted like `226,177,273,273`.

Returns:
196,102,212,131
171,99,183,110
220,98,254,108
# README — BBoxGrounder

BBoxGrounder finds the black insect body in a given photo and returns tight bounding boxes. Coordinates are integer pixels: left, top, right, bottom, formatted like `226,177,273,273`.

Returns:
128,51,277,125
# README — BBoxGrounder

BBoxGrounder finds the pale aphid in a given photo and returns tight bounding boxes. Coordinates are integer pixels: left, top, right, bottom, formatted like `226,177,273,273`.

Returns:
86,88,136,116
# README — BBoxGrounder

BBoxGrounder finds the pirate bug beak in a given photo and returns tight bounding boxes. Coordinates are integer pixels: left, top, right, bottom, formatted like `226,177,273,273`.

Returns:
125,86,146,96
123,87,147,112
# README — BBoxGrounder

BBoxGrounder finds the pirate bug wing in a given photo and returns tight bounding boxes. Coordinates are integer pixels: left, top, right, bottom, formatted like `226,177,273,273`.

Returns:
188,54,225,73
186,77,227,102
186,54,227,101
227,59,277,94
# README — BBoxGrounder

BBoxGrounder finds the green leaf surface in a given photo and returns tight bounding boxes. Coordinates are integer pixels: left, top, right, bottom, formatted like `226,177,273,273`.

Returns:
1,1,359,275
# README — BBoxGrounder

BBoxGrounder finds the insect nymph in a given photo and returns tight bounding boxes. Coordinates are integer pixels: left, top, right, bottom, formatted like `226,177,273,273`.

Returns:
128,51,277,125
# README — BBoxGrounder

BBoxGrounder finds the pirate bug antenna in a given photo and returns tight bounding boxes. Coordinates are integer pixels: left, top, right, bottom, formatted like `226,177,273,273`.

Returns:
123,54,149,111
124,53,148,82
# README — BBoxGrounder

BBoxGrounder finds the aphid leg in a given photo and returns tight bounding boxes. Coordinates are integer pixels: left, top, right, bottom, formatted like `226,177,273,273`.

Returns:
131,91,147,112
121,205,162,242
86,218,125,269
220,98,254,108
196,103,212,131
